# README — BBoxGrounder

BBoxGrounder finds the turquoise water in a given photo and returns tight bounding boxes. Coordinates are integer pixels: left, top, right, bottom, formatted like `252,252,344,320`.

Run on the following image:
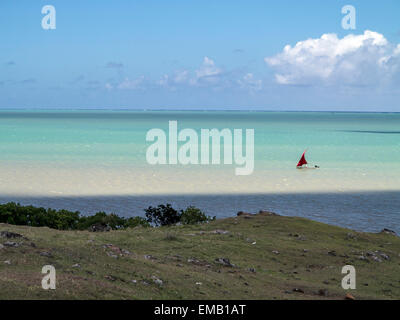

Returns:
0,110,399,232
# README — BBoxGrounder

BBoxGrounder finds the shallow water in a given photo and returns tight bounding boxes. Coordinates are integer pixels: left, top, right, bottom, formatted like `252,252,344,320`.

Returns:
0,110,399,232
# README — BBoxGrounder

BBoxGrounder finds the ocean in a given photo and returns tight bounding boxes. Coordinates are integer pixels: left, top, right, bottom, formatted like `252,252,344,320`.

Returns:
0,110,399,233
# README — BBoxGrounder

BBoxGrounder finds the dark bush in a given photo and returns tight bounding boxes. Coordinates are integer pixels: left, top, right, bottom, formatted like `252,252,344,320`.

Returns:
180,206,215,225
0,202,210,230
145,204,181,226
125,216,150,228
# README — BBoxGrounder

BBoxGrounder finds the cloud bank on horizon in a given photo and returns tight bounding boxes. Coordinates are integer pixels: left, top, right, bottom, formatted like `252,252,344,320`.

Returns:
265,30,400,87
103,30,400,94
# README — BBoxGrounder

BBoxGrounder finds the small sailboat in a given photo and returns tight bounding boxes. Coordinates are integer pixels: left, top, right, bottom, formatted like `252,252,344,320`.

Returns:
296,149,319,169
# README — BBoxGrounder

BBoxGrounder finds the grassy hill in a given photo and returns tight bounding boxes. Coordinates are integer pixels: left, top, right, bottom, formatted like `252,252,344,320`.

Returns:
0,211,399,300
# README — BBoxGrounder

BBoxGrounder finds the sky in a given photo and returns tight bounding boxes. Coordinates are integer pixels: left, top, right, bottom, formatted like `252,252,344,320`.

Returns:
0,0,399,111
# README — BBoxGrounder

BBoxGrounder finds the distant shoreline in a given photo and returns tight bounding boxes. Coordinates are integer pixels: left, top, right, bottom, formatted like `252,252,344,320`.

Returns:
0,108,399,114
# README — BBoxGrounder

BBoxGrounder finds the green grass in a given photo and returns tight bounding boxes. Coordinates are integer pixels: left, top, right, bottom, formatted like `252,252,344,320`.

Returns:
0,212,399,300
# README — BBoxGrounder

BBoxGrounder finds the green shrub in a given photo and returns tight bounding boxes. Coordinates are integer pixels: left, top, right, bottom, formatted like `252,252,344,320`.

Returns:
125,216,150,228
145,204,181,226
0,202,212,230
180,206,215,225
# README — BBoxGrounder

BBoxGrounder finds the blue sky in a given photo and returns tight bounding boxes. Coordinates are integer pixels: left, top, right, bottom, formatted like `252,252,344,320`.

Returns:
0,0,399,111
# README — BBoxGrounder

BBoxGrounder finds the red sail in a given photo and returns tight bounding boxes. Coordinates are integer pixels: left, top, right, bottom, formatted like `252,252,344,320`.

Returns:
297,150,307,167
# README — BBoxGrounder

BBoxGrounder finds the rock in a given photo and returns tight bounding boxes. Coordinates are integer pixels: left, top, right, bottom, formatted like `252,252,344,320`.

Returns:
152,276,163,286
121,249,131,255
210,229,229,235
39,251,53,258
0,244,4,249
377,251,390,260
346,233,357,240
0,231,24,239
131,280,137,284
3,241,20,247
72,263,81,268
248,268,256,273
272,250,280,255
144,254,156,260
105,275,116,281
380,228,397,236
345,293,356,300
258,210,279,216
215,257,235,267
318,289,328,297
4,260,11,265
89,223,111,232
293,288,304,293
196,282,202,285
107,252,118,259
328,250,337,256
237,211,253,217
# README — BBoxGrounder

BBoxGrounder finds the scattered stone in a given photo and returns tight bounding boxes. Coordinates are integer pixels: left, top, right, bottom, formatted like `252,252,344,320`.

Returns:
346,233,357,240
30,242,36,248
0,244,4,249
215,258,235,267
144,254,157,260
289,233,301,238
258,210,279,216
105,275,116,281
89,223,111,232
303,249,308,253
293,288,304,293
210,229,229,235
328,250,337,256
345,293,356,300
248,268,256,273
237,211,253,217
0,231,24,239
372,256,383,262
323,280,329,285
318,289,328,297
107,252,118,259
380,228,397,236
39,251,53,258
3,241,20,247
152,276,163,286
378,252,390,260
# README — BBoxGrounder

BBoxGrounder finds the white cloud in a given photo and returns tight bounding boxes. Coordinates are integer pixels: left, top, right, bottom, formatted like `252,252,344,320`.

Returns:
157,57,224,88
194,56,222,80
117,76,145,90
237,73,262,91
265,30,400,86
